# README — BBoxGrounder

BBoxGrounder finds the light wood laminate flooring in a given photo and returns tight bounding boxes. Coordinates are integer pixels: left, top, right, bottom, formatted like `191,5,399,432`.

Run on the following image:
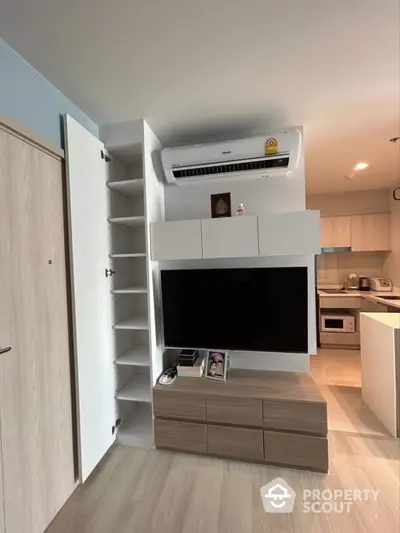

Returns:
311,348,390,437
47,435,400,533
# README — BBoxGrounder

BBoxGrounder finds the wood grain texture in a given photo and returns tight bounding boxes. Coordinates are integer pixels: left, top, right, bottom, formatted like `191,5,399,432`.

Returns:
206,397,262,427
319,296,361,309
0,116,64,160
351,213,390,251
262,399,327,435
207,425,264,461
0,129,75,533
154,369,326,404
153,390,206,421
320,216,351,247
154,419,206,453
264,431,329,472
47,434,400,533
0,417,4,533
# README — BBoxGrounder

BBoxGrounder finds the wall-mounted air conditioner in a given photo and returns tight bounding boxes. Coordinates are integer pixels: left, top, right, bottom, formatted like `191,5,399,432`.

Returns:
161,129,302,185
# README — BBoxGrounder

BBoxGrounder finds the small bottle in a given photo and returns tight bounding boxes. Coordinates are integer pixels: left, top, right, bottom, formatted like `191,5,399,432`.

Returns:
236,202,245,216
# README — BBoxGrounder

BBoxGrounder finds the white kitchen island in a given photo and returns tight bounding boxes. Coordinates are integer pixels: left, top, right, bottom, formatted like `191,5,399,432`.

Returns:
361,313,400,437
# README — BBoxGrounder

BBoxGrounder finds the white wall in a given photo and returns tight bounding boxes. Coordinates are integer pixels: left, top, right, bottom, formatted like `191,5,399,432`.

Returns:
317,252,387,285
165,156,305,221
162,139,314,373
307,188,390,217
0,38,98,147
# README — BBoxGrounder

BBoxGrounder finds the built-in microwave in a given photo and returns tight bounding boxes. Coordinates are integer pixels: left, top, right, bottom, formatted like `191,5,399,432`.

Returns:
321,313,355,333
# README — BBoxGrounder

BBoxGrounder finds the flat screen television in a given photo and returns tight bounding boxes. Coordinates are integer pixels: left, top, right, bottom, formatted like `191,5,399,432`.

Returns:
161,267,308,353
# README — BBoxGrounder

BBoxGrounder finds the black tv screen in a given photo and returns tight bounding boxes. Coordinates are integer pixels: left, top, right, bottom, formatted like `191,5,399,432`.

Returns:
161,267,308,353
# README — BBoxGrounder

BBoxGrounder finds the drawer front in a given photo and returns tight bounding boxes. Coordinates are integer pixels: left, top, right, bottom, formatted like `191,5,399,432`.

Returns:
320,332,360,346
264,431,328,472
206,397,262,427
319,296,360,309
263,400,327,436
153,390,206,421
155,419,206,453
207,425,264,461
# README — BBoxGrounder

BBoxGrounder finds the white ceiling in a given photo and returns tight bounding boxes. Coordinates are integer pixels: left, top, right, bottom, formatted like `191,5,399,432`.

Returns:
0,0,399,193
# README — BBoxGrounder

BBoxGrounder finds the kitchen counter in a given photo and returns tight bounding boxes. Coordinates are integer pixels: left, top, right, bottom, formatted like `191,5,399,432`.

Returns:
317,287,400,310
360,313,400,437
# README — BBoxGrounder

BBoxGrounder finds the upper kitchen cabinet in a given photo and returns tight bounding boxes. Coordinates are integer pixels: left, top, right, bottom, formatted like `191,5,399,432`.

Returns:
351,214,390,252
258,210,320,256
320,216,351,248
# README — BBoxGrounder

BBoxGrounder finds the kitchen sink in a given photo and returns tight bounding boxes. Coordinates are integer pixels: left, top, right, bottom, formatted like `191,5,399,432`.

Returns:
378,296,400,301
320,289,348,294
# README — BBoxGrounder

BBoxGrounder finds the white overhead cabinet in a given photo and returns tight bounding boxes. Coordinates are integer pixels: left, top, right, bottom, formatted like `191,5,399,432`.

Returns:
320,216,351,248
150,211,320,260
64,116,165,482
151,220,202,260
202,216,259,258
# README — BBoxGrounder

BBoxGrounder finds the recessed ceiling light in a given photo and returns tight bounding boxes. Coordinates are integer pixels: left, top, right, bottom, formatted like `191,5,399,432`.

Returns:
354,162,369,171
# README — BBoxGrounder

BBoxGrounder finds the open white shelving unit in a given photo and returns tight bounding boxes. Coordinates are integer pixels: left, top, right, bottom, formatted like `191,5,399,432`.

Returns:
65,116,165,481
103,122,165,453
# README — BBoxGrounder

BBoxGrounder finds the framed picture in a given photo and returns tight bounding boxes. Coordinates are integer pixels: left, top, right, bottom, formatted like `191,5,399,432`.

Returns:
205,350,227,381
211,192,231,218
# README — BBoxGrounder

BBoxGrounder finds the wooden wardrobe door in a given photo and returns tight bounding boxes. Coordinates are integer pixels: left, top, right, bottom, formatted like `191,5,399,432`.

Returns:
0,129,75,533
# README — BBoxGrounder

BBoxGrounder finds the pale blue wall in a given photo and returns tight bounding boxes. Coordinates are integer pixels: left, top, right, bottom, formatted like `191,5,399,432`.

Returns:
0,38,98,147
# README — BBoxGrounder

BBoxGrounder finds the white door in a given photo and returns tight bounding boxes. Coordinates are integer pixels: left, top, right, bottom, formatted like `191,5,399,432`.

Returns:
64,115,116,482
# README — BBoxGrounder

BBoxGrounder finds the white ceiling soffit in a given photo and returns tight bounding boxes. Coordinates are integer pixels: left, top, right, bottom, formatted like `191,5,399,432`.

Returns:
0,0,399,193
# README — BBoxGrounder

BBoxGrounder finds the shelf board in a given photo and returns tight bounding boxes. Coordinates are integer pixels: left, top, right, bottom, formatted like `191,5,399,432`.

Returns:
117,403,153,448
109,253,146,258
114,346,150,367
112,286,148,294
113,316,149,330
108,216,145,228
107,179,143,196
115,374,152,402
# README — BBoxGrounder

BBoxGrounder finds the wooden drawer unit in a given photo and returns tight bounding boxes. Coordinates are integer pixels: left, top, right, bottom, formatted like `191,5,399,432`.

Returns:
319,296,360,309
154,419,206,454
263,400,327,436
207,425,264,461
153,370,328,473
206,397,262,427
264,431,328,472
153,390,206,421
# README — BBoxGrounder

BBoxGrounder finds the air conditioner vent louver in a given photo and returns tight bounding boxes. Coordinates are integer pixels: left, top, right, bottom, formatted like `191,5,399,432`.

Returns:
172,157,290,179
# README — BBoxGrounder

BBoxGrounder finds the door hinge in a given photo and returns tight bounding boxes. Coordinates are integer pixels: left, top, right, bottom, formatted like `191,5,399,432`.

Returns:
112,418,121,435
101,150,111,163
105,268,115,277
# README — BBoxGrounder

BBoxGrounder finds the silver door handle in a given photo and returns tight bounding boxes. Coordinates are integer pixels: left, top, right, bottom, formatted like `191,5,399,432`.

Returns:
0,347,11,355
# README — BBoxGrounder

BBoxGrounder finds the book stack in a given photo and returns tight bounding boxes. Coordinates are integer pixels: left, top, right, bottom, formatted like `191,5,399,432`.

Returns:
177,350,204,377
